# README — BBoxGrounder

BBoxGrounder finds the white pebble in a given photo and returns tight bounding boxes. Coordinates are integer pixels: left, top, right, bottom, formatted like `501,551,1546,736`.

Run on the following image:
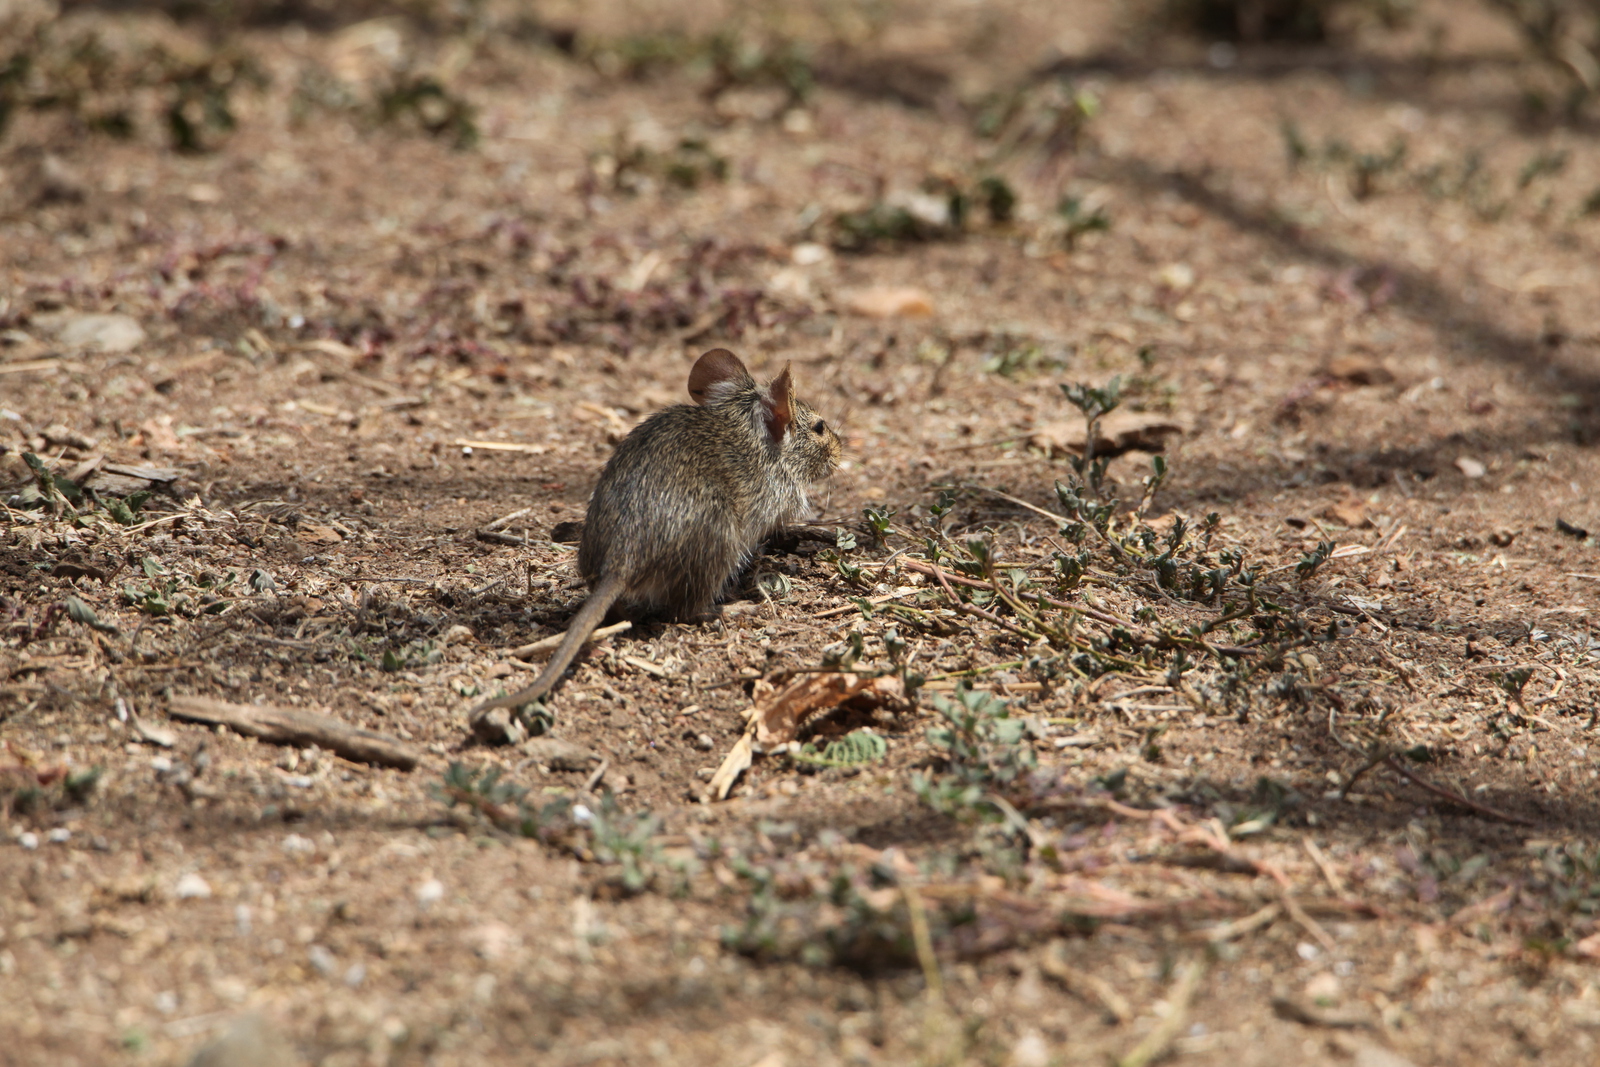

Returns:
307,944,337,976
281,833,315,855
175,873,212,899
343,962,366,987
1011,1032,1051,1067
18,832,39,851
47,828,71,844
415,878,445,907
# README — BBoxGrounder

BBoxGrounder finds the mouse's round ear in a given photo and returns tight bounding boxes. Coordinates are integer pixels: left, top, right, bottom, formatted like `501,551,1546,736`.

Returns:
688,348,750,405
762,363,794,444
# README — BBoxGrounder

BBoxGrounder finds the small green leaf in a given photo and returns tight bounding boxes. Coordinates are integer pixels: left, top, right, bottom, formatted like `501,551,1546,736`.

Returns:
792,730,888,768
65,596,120,634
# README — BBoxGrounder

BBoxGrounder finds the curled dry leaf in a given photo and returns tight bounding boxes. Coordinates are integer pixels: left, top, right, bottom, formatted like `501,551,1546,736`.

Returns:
1321,495,1369,529
1324,354,1395,385
1030,411,1187,458
842,286,935,318
707,733,753,802
706,672,906,801
751,672,907,747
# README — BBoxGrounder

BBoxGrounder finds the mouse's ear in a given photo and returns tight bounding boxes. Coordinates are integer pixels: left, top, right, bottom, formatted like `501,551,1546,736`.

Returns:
688,348,750,405
763,364,794,444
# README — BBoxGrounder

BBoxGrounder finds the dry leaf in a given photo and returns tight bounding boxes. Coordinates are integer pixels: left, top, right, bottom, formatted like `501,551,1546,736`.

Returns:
1325,354,1395,385
1321,496,1369,529
297,523,344,545
1029,411,1187,458
751,672,906,747
1572,932,1600,959
843,286,935,318
708,733,753,801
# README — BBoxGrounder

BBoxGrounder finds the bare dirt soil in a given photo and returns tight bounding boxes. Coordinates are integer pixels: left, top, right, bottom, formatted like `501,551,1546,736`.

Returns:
3,2,1600,1065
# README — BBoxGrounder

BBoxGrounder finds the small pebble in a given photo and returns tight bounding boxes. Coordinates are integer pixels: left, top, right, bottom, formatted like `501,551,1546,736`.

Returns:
343,962,366,988
415,878,445,907
281,834,315,855
19,832,39,850
307,944,337,976
1010,1031,1051,1067
47,828,71,844
176,873,212,900
184,1013,296,1067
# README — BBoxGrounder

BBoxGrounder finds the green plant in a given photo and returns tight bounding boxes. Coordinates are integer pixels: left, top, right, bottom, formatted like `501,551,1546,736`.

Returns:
434,765,675,895
587,792,664,894
915,686,1037,823
378,74,478,149
1060,377,1123,496
791,729,888,768
1295,539,1335,579
863,504,897,549
976,80,1098,161
1482,0,1600,115
1056,195,1111,248
983,342,1068,379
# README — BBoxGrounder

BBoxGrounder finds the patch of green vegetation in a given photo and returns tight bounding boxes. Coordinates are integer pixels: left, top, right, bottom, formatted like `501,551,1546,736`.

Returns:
1056,195,1112,248
434,763,683,896
791,729,888,769
582,24,815,114
913,685,1037,819
811,173,1021,253
1483,0,1600,117
1283,119,1585,221
2,761,103,818
0,20,267,151
9,453,162,530
377,73,478,149
975,79,1098,162
721,850,922,969
983,342,1070,380
592,133,729,196
121,556,239,619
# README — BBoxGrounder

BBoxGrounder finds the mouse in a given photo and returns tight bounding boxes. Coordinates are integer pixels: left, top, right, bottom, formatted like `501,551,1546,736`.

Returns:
470,347,842,743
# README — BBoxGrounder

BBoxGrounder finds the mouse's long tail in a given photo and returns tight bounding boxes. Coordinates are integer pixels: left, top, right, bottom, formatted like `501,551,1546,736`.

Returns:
468,573,627,737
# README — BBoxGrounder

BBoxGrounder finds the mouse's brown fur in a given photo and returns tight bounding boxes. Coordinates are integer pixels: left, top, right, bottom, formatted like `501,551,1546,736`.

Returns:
469,348,841,742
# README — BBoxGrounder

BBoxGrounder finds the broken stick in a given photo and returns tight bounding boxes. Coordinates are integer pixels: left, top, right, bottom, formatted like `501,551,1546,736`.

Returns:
167,695,420,770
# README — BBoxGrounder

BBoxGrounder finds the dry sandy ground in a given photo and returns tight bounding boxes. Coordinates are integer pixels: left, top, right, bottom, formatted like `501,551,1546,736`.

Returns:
3,1,1600,1065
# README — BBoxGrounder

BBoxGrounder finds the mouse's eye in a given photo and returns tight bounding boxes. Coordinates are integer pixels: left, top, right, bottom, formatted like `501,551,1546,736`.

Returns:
813,419,827,435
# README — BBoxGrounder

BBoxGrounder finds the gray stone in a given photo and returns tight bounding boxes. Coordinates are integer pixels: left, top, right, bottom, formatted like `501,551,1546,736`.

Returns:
186,1014,299,1067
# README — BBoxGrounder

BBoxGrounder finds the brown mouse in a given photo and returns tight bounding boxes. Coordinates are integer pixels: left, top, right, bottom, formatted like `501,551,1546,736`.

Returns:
470,348,842,743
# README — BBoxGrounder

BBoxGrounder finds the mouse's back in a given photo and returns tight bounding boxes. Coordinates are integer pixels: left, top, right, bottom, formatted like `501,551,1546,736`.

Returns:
577,348,839,619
